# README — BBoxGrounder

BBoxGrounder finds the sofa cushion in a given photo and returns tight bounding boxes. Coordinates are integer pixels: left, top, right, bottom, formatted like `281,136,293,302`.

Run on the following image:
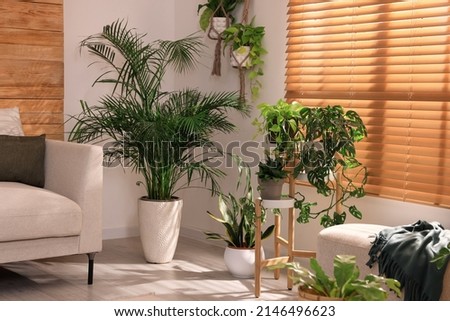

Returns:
0,182,82,242
0,134,46,188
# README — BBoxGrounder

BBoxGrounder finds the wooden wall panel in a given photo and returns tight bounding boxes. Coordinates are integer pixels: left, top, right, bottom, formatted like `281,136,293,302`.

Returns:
0,0,63,140
0,1,63,31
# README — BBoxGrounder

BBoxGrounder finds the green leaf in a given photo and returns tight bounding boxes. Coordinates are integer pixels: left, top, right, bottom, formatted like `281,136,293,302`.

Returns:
383,277,402,297
332,212,346,225
204,232,233,247
348,282,387,301
431,245,450,269
309,258,334,296
199,8,213,31
349,206,363,219
218,194,231,223
206,211,227,224
269,124,280,132
350,187,365,198
261,224,275,240
333,255,359,293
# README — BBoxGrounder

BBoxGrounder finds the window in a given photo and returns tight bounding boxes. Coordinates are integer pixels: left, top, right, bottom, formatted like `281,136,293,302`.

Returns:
286,0,450,207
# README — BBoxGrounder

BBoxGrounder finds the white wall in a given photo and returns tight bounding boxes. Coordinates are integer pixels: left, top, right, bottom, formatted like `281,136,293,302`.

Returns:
64,0,450,251
64,0,176,239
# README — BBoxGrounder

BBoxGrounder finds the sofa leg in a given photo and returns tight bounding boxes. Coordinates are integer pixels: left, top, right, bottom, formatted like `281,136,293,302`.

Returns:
87,253,96,285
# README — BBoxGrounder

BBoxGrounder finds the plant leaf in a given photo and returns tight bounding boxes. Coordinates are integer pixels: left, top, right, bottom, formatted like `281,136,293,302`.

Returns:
333,255,359,296
309,258,334,296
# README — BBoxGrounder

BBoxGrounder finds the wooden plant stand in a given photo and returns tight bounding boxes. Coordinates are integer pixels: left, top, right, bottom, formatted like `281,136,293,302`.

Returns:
254,174,317,298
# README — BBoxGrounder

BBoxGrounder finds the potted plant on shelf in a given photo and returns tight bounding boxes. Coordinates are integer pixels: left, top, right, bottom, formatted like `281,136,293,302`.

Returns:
271,255,401,301
254,100,368,227
222,17,267,100
205,159,274,278
256,154,289,200
69,20,249,264
253,99,304,164
253,100,302,200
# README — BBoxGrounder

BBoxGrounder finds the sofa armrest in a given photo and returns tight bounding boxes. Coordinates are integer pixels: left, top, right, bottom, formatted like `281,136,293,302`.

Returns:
44,139,103,253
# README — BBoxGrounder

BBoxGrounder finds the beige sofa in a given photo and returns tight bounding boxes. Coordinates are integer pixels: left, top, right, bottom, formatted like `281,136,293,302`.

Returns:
317,223,450,300
0,139,103,284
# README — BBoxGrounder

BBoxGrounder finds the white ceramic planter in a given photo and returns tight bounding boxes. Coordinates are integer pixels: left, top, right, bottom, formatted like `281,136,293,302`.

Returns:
210,17,228,38
138,197,183,263
230,45,251,68
224,246,265,278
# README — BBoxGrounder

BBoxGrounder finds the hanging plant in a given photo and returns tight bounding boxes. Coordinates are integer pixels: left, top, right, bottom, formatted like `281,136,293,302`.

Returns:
197,0,243,76
222,17,267,101
197,0,242,32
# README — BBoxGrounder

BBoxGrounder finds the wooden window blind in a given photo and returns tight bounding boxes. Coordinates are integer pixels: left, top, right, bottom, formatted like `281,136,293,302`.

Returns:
286,0,450,208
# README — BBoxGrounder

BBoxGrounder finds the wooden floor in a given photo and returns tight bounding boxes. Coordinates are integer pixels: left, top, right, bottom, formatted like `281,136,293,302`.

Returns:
0,236,297,301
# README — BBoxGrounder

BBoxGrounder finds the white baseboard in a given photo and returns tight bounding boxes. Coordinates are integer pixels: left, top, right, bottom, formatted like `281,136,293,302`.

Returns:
102,226,139,240
179,226,209,242
102,226,215,243
102,225,275,257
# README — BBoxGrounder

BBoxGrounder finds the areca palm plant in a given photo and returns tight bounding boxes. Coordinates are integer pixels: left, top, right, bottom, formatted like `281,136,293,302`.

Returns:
69,20,249,200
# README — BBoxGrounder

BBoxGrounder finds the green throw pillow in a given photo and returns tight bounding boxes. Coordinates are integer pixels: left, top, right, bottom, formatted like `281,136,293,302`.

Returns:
0,134,46,188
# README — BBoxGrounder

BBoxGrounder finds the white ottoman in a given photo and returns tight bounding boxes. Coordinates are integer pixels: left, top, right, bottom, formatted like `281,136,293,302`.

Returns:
316,223,450,300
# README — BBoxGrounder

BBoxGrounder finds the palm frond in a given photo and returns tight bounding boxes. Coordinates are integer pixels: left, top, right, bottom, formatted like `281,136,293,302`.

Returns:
158,33,205,74
69,20,246,200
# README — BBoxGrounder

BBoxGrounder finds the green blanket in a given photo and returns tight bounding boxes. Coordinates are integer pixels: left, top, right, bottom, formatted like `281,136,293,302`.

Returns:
367,220,450,301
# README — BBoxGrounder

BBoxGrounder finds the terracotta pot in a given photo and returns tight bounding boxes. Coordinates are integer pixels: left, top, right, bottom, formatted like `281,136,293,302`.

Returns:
258,177,284,200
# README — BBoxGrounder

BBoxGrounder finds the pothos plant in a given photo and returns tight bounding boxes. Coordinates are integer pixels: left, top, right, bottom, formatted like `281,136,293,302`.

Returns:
222,17,267,100
254,100,368,228
253,99,304,162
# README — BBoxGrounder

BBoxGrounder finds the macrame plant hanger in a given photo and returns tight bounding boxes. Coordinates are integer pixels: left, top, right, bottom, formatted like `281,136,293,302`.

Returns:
207,1,230,76
230,0,251,104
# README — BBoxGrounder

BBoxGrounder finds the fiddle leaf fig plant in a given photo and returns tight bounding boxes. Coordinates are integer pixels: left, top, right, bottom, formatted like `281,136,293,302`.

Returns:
270,255,402,301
